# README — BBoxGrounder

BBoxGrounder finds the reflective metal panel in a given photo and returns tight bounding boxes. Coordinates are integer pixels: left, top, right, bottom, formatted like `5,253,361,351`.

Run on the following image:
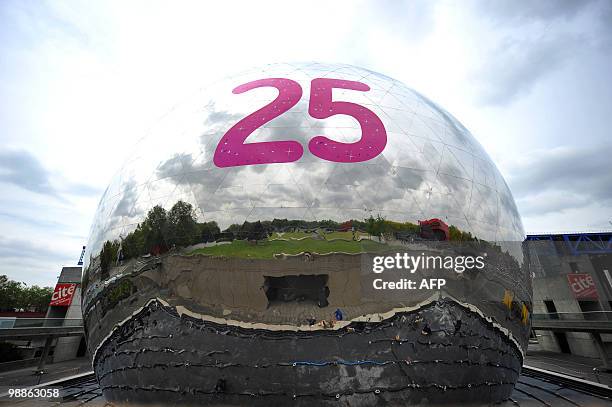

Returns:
82,63,530,405
84,62,523,264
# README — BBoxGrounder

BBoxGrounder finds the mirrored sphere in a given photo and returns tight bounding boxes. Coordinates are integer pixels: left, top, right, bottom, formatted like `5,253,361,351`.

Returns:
85,63,524,261
82,63,530,406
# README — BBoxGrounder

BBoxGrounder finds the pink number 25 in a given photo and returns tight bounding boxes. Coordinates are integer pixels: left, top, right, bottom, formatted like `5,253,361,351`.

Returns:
213,78,387,168
308,78,387,163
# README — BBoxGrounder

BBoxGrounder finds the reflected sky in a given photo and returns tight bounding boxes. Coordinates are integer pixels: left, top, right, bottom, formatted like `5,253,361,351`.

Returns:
85,63,524,266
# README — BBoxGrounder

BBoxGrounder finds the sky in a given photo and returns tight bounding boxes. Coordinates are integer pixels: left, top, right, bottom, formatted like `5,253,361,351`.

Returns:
0,0,611,286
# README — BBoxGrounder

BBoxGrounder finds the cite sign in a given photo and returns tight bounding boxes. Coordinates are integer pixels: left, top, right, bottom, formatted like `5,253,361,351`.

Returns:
567,273,599,299
50,283,77,307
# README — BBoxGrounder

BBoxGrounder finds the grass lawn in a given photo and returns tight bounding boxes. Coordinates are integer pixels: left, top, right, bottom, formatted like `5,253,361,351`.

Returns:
190,238,389,259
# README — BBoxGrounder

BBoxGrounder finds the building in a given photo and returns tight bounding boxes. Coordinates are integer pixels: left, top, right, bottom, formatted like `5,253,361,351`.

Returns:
527,231,612,358
0,266,86,372
42,266,87,362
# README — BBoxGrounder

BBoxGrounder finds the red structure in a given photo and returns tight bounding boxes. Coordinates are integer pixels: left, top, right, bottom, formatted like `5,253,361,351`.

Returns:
339,221,352,232
419,218,449,241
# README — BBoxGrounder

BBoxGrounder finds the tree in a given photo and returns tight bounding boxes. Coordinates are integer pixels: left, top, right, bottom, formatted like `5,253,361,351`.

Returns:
23,285,53,313
121,224,146,259
0,275,53,313
143,205,168,253
384,220,419,234
166,201,199,247
225,223,243,236
198,221,220,242
318,219,340,230
0,278,26,311
365,215,387,239
271,218,290,231
100,240,120,276
448,225,476,241
248,221,267,242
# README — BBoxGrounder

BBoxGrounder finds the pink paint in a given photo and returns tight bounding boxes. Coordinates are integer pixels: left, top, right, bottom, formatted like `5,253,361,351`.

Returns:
213,78,304,168
308,78,387,163
214,77,387,168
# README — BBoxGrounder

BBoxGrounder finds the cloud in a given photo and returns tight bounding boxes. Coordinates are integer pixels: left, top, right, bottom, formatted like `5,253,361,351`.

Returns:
111,180,139,218
472,34,583,106
0,253,74,287
468,0,612,106
366,0,435,42
0,150,57,196
0,149,102,198
516,191,590,217
63,181,103,197
597,1,612,50
0,235,70,263
476,0,596,23
506,145,612,215
0,210,65,230
521,201,612,234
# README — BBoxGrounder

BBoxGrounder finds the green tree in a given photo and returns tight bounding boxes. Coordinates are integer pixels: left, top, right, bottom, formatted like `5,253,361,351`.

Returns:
271,218,289,230
448,225,476,241
23,285,53,313
238,221,254,240
248,220,267,242
384,220,419,234
226,223,242,236
198,221,220,242
143,205,168,253
0,278,26,311
100,240,120,276
0,275,53,313
365,215,387,239
121,224,146,259
166,201,199,247
318,219,340,230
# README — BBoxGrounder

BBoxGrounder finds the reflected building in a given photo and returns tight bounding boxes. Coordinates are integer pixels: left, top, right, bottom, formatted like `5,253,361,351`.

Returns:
527,232,612,359
82,63,531,405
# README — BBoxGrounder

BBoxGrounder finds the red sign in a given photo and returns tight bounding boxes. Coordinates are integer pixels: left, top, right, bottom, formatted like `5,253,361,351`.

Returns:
50,283,77,307
567,273,599,299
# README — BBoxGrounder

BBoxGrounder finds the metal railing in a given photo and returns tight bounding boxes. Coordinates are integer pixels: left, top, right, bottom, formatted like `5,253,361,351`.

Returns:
0,317,83,329
532,311,612,321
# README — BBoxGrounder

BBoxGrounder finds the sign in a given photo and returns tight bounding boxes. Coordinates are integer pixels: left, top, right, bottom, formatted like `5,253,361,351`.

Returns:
567,273,599,299
77,245,86,266
50,283,77,307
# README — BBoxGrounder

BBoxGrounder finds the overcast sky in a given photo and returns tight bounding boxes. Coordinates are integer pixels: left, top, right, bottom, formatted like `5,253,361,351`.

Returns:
1,0,611,286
